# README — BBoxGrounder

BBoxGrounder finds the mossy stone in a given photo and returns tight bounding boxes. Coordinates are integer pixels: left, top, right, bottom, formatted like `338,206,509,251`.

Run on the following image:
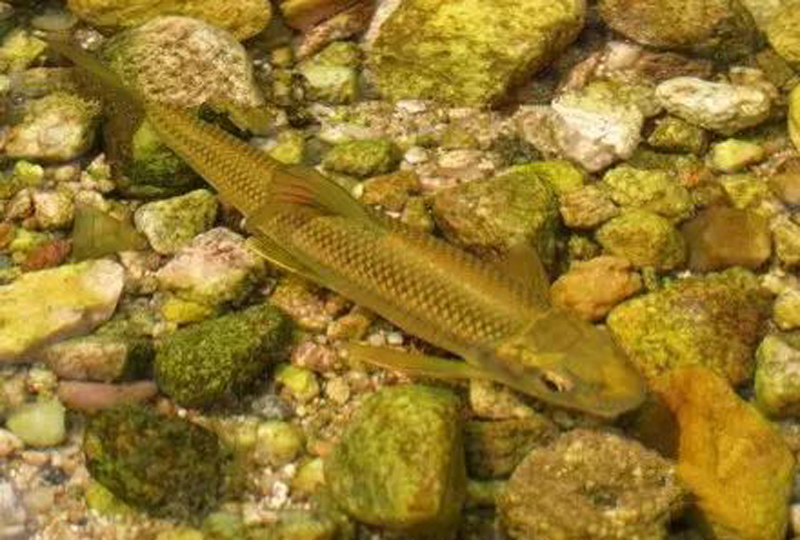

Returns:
323,139,401,177
755,333,800,418
601,165,693,220
596,209,686,270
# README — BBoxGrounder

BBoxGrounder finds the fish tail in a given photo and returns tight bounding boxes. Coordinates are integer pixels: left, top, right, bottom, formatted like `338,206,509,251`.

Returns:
44,35,143,108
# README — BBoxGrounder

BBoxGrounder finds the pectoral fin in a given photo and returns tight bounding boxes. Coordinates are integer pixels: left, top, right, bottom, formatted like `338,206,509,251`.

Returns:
245,235,319,282
347,344,494,381
498,242,551,303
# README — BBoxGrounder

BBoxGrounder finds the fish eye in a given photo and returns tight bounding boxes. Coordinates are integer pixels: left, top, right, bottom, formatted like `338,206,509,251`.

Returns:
539,370,574,393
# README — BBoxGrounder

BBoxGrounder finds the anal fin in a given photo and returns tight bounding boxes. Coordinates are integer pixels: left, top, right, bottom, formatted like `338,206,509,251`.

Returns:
347,344,494,381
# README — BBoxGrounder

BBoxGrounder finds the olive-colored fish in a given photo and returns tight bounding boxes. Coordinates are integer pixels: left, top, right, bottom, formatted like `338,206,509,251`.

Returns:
49,38,646,417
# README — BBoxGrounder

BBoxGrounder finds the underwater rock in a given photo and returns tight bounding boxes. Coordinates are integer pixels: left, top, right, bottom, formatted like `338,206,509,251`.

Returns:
596,209,686,270
464,416,558,479
755,332,800,418
252,420,305,468
5,92,99,162
774,289,800,331
773,215,800,268
134,189,218,255
57,380,158,413
0,260,124,364
275,364,320,403
718,173,771,210
656,77,772,135
156,228,265,309
522,160,586,196
367,0,584,106
431,165,560,265
766,4,800,67
298,41,361,105
646,367,794,540
5,399,66,447
30,190,74,231
280,0,368,31
607,269,772,384
360,170,421,211
551,256,643,322
67,0,271,41
155,303,292,408
598,0,760,60
498,429,685,540
791,85,800,152
559,185,619,229
0,29,46,73
325,385,466,537
646,115,708,155
681,206,771,271
549,82,649,172
244,508,343,540
83,405,224,521
323,138,401,177
769,163,800,206
708,139,765,173
600,165,693,220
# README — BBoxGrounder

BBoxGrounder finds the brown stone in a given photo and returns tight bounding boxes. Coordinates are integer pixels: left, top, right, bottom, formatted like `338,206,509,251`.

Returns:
681,206,771,271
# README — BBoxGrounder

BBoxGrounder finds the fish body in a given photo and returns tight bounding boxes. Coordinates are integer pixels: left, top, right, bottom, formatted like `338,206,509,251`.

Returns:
49,38,646,417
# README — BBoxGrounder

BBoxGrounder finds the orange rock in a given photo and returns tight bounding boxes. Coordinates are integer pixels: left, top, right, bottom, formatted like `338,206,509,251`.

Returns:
645,367,795,540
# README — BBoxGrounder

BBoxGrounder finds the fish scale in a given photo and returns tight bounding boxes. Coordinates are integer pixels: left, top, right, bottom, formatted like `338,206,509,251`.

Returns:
272,211,534,358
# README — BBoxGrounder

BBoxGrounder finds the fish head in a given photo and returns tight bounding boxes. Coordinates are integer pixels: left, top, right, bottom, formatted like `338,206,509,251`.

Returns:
490,311,646,417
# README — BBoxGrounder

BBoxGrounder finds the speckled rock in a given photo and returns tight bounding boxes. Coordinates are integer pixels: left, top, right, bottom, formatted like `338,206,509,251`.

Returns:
360,170,421,211
367,0,585,106
598,0,760,60
156,228,265,308
559,185,619,229
681,206,771,271
647,115,708,155
5,92,100,162
84,405,224,521
773,215,800,268
755,332,800,418
464,416,558,479
431,165,560,265
323,139,401,177
607,269,773,384
67,0,271,40
498,429,685,540
31,190,74,230
134,189,218,255
769,163,800,206
596,209,686,270
523,160,586,196
646,367,794,540
0,260,124,364
774,289,800,331
709,139,765,173
767,4,800,67
155,303,292,408
551,256,643,322
719,173,770,210
601,165,693,219
325,385,466,537
550,83,646,172
5,399,66,447
657,77,772,135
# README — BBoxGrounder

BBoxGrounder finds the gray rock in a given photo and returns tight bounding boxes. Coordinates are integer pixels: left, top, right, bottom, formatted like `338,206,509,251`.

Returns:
0,261,124,363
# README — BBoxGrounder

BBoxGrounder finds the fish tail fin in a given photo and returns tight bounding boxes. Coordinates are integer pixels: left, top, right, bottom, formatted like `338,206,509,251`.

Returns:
262,165,379,227
44,35,143,108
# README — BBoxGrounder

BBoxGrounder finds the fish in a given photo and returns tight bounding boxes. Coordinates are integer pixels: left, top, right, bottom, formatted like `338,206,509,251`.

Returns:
47,37,646,417
71,202,148,261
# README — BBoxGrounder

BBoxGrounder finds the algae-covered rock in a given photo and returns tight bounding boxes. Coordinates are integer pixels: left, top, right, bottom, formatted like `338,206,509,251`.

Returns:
280,0,366,31
596,209,686,270
773,215,800,268
323,139,400,177
155,303,292,408
599,0,760,60
31,190,75,231
774,289,800,331
767,4,800,67
134,189,218,255
299,42,360,105
559,185,619,229
646,367,795,540
657,77,772,135
83,405,224,521
156,228,265,309
607,269,773,384
360,170,421,211
498,429,685,540
791,84,800,152
755,332,800,418
245,509,341,540
5,92,100,162
275,364,320,403
367,0,585,106
431,165,560,265
325,385,466,537
464,416,558,479
709,139,765,173
67,0,271,41
647,115,708,155
551,256,643,322
6,399,66,447
252,420,305,468
522,160,585,196
681,206,771,271
0,29,46,73
601,165,693,220
0,260,124,364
